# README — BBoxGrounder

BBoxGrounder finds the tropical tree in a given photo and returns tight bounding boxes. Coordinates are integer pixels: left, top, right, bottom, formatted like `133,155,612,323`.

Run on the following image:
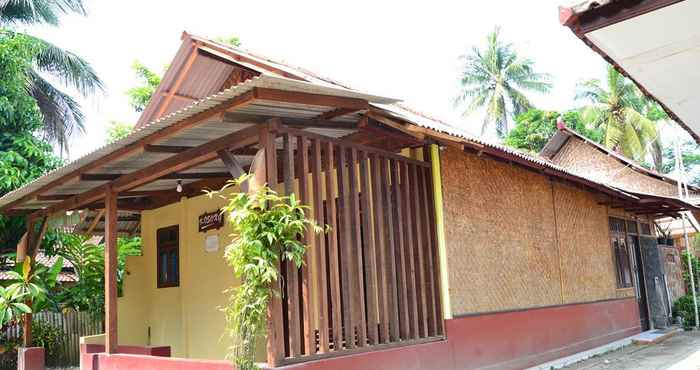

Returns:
125,61,161,112
455,27,552,138
504,109,602,154
1,0,103,154
105,121,134,143
0,31,62,251
575,65,658,162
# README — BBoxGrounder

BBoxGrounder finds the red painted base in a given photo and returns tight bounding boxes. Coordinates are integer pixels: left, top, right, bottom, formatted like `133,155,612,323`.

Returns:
18,347,45,370
79,298,640,370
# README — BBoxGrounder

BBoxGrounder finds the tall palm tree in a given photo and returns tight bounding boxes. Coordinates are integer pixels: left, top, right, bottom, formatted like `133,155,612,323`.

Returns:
455,27,552,138
1,0,103,154
576,66,658,162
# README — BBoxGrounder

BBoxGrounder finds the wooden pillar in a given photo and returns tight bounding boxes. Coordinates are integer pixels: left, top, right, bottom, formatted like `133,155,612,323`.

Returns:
261,122,284,367
104,187,119,353
21,218,34,347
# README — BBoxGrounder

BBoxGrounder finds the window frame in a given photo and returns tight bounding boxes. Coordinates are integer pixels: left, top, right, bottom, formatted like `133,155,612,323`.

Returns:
156,225,180,288
609,217,634,289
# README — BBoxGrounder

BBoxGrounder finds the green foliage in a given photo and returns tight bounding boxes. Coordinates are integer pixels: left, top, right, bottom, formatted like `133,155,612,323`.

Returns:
105,121,134,143
455,27,552,137
4,254,63,314
0,284,31,327
30,319,62,365
661,139,700,186
504,109,602,154
54,233,141,316
681,247,700,295
126,61,162,112
576,65,659,162
0,31,62,251
1,0,103,153
215,35,242,47
673,294,699,329
209,176,324,370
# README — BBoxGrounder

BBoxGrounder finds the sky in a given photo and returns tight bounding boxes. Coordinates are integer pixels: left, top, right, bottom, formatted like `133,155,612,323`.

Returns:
24,0,621,159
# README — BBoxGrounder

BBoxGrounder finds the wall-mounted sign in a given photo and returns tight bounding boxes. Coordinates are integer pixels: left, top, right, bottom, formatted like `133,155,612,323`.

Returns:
205,234,220,253
198,210,224,232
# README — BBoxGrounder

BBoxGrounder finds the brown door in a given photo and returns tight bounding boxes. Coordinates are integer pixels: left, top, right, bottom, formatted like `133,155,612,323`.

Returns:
629,235,650,331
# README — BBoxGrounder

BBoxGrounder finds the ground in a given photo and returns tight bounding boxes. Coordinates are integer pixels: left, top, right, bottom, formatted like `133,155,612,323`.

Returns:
564,331,700,370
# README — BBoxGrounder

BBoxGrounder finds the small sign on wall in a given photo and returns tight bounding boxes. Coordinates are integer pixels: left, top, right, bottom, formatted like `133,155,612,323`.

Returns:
205,234,220,253
198,210,224,232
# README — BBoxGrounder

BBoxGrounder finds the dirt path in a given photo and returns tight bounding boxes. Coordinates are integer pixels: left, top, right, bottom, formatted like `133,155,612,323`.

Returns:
564,331,700,370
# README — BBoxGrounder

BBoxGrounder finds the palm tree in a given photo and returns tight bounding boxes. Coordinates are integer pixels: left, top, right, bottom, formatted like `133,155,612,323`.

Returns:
455,27,552,138
1,0,103,154
576,66,658,162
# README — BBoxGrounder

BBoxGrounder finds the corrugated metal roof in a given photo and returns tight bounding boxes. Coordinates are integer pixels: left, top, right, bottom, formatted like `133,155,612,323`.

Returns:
0,74,397,210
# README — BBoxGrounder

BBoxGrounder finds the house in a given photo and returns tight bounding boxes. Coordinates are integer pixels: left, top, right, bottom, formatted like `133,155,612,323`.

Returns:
541,122,700,319
2,33,699,370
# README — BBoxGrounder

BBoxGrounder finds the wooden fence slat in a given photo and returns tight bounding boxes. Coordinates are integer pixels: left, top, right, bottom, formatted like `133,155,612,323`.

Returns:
336,145,355,349
297,135,314,355
418,165,438,336
323,141,343,351
359,151,378,345
400,161,419,340
283,133,302,357
370,154,390,343
348,147,367,347
390,159,410,339
424,148,444,335
410,161,428,338
310,138,329,354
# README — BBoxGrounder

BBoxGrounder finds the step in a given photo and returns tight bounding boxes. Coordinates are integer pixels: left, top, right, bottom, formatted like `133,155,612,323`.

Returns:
631,327,683,345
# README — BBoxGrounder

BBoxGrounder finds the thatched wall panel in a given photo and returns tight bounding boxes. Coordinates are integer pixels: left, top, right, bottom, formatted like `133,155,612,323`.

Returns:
441,148,562,314
552,182,617,303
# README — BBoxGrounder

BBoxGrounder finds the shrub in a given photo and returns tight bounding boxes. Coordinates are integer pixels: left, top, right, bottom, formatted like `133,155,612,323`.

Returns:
673,294,699,329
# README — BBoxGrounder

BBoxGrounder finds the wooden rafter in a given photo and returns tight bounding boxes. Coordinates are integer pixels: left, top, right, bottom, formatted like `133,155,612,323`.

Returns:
85,209,104,235
81,172,232,181
34,125,260,217
0,89,258,213
154,42,200,120
311,107,360,121
223,112,357,130
254,88,369,110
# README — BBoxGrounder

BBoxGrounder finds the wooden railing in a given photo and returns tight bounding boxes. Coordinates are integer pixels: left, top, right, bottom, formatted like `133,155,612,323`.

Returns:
264,126,443,365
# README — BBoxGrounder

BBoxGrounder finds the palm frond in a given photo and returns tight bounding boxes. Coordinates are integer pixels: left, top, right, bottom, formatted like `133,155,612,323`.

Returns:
26,69,85,154
0,0,85,25
25,34,103,97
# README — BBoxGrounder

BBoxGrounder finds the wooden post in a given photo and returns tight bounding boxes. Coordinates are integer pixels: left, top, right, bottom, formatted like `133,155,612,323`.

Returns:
21,218,34,347
104,187,119,353
261,123,285,367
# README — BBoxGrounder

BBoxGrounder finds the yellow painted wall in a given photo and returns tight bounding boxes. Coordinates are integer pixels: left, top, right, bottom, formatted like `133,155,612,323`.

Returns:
118,189,265,361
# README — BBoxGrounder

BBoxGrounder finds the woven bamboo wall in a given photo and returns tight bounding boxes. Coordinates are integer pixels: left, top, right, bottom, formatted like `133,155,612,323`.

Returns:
440,148,562,313
552,182,618,303
553,139,679,197
440,147,625,315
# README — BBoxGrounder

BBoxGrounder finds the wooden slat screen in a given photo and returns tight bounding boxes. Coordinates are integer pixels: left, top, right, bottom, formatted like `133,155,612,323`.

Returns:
274,128,443,363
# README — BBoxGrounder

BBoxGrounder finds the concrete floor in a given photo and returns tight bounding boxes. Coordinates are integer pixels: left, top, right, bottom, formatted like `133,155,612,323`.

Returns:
564,331,700,370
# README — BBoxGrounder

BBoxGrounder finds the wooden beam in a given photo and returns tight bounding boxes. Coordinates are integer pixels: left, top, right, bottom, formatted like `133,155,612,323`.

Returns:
154,42,200,120
81,172,233,181
223,112,358,130
104,188,118,354
144,144,194,153
254,87,369,110
160,90,198,102
217,150,245,178
84,215,139,223
262,124,285,367
311,108,360,121
36,125,259,217
1,89,257,214
85,209,105,235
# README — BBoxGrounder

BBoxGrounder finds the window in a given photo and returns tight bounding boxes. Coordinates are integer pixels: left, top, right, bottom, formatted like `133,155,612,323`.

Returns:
609,217,633,288
640,222,652,236
157,225,179,288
